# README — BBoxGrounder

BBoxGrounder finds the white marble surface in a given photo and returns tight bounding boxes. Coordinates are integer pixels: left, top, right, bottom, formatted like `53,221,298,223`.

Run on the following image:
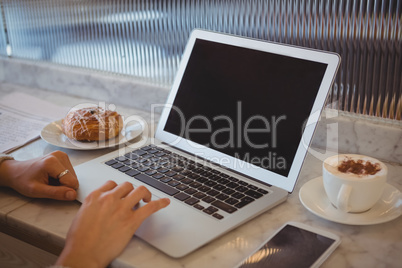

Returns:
0,84,401,268
312,109,402,164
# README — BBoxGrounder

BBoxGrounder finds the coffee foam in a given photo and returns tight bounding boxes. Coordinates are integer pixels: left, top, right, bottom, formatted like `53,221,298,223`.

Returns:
324,154,387,180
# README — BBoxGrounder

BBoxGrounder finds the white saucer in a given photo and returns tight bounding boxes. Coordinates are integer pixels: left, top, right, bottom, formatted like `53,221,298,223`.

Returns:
40,119,143,150
299,177,402,225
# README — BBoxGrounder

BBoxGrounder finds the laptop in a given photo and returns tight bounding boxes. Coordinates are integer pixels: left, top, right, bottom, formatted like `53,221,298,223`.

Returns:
75,29,340,258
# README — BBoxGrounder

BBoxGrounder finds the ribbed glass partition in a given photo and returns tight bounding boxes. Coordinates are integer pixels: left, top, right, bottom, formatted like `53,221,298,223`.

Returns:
1,0,401,119
0,3,7,56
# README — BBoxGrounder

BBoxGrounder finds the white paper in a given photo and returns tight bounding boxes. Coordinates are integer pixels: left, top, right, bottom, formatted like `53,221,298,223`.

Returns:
0,92,69,153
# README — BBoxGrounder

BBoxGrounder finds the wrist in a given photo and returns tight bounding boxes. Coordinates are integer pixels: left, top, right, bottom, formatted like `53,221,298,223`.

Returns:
56,246,102,268
0,157,16,188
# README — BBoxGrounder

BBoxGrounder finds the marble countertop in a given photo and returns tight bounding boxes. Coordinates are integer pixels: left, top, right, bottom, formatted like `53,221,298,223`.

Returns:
1,83,401,268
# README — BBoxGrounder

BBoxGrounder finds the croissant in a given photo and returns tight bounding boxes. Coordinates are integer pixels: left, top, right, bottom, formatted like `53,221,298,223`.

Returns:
62,107,123,141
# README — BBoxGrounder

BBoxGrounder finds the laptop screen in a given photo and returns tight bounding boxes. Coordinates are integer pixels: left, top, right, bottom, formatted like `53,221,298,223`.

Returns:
163,38,328,177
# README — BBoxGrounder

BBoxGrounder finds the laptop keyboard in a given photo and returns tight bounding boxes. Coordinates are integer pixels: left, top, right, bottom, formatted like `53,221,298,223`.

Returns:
104,145,269,220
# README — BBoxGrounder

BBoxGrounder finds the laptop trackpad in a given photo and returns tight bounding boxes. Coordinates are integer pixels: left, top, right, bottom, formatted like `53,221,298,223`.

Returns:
134,195,218,258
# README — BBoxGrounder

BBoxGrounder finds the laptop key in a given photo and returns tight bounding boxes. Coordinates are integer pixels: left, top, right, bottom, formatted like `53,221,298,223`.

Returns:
244,189,263,199
235,196,255,208
176,184,189,191
134,174,179,196
118,166,131,172
148,149,159,154
216,193,229,201
125,169,140,177
205,206,218,213
193,168,204,174
228,177,239,182
168,181,180,187
184,188,197,195
212,213,224,220
180,170,191,175
206,189,219,196
189,182,202,188
232,192,245,199
174,192,190,201
160,177,172,183
257,188,269,195
242,196,255,203
145,170,157,176
181,178,193,184
225,198,239,205
202,207,216,215
126,154,139,160
226,182,239,188
158,168,169,173
213,184,226,191
149,164,161,170
185,197,199,205
205,180,217,187
195,176,208,183
111,163,124,169
143,161,153,167
200,171,213,177
173,174,185,180
138,158,149,163
155,152,166,157
248,185,258,190
238,181,248,186
198,186,211,192
165,171,177,177
211,200,237,214
193,204,205,210
137,166,149,172
193,192,206,199
105,160,117,166
222,188,235,195
133,149,147,156
172,166,184,172
187,173,200,179
202,196,216,203
217,178,230,184
236,186,249,192
152,173,164,179
130,163,140,169
114,156,127,162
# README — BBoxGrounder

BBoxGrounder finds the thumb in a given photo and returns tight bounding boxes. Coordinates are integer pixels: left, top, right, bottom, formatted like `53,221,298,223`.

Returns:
35,184,77,201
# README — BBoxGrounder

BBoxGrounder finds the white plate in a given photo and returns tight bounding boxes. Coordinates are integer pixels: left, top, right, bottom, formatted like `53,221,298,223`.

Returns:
40,119,143,150
299,176,402,225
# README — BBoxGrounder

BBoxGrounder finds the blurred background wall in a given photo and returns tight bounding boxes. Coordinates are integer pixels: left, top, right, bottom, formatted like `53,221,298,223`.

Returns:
0,0,400,119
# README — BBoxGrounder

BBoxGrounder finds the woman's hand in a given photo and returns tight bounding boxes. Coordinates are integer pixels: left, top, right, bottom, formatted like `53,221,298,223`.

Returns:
56,181,170,268
0,151,79,200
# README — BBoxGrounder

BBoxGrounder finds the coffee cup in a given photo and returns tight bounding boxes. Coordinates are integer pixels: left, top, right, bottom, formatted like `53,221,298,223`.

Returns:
322,154,387,213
